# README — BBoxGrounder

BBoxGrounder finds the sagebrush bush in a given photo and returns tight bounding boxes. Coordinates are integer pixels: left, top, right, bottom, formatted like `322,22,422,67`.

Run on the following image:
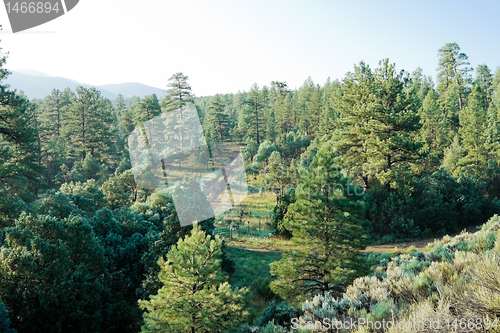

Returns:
344,276,388,304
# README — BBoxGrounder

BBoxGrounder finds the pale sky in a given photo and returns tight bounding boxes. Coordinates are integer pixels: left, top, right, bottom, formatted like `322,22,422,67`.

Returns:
0,0,499,97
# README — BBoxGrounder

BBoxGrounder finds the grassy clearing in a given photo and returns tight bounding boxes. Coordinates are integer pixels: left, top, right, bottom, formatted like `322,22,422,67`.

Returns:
217,190,277,233
225,235,297,251
226,246,282,319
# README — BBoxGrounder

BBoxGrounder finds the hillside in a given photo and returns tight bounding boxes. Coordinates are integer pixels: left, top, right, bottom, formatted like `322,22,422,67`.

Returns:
4,70,167,100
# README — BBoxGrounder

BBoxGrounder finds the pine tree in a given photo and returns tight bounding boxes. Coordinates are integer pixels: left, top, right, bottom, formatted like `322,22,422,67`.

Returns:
165,72,192,110
41,88,73,138
164,72,193,147
306,84,322,136
206,94,229,142
114,93,126,115
118,106,136,138
244,84,265,145
332,59,422,190
417,89,450,173
437,42,472,112
475,64,494,109
407,67,433,111
270,142,366,301
140,223,248,333
297,78,313,133
0,213,112,333
265,151,290,202
0,47,43,224
63,87,115,162
275,92,292,136
38,88,73,188
318,78,340,137
132,94,162,126
442,135,464,177
458,85,489,170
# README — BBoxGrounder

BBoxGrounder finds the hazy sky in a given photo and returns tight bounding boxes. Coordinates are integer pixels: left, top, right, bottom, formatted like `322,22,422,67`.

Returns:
1,0,499,97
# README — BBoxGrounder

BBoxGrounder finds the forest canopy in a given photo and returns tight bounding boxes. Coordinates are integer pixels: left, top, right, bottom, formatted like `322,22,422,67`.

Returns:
1,41,500,333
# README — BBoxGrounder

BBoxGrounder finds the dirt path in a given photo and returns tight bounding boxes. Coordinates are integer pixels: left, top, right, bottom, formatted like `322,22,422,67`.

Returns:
229,225,484,254
364,224,482,253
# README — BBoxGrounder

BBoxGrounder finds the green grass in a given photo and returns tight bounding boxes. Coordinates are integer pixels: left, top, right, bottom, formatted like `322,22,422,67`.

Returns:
226,246,282,319
216,189,277,233
226,234,296,251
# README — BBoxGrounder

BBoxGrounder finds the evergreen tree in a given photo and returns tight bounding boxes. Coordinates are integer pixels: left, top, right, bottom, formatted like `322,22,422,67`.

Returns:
38,89,73,188
164,72,193,147
417,89,450,173
306,84,322,136
332,59,422,190
118,106,136,138
206,94,229,142
318,78,340,137
437,42,472,110
244,84,265,144
275,92,292,136
442,135,464,177
0,299,15,333
140,223,248,333
114,93,126,115
265,151,291,202
0,49,43,224
458,85,489,170
63,87,116,162
0,213,113,333
132,94,162,126
407,67,433,111
270,142,366,301
41,88,73,138
297,78,313,133
164,72,192,111
475,64,494,109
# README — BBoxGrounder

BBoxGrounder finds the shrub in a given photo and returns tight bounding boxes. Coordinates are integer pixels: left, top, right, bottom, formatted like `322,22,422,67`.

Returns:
253,301,302,330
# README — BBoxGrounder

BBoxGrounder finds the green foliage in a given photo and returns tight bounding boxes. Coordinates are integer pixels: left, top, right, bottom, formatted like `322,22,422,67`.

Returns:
132,94,161,125
270,189,295,238
251,140,277,172
139,223,249,333
244,84,266,145
163,72,192,111
332,59,423,189
0,299,16,333
101,175,132,209
0,54,43,225
62,86,116,162
270,141,367,301
437,42,472,115
276,128,311,161
60,179,107,216
206,94,230,142
417,88,450,173
89,207,153,332
0,213,112,333
253,301,302,330
365,167,500,239
264,151,291,200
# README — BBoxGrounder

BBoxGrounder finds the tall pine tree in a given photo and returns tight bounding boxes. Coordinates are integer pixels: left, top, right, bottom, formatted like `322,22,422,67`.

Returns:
332,59,422,190
270,142,366,301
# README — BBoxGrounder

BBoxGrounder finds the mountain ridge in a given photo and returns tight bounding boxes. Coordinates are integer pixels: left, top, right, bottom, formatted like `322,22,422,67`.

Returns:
3,70,167,100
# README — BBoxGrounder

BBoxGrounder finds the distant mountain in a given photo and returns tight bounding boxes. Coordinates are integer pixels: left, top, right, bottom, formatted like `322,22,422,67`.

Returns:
96,83,166,100
15,69,52,77
3,70,167,100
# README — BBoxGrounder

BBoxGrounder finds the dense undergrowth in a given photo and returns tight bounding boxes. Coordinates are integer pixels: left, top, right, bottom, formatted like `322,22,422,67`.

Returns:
242,214,500,332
